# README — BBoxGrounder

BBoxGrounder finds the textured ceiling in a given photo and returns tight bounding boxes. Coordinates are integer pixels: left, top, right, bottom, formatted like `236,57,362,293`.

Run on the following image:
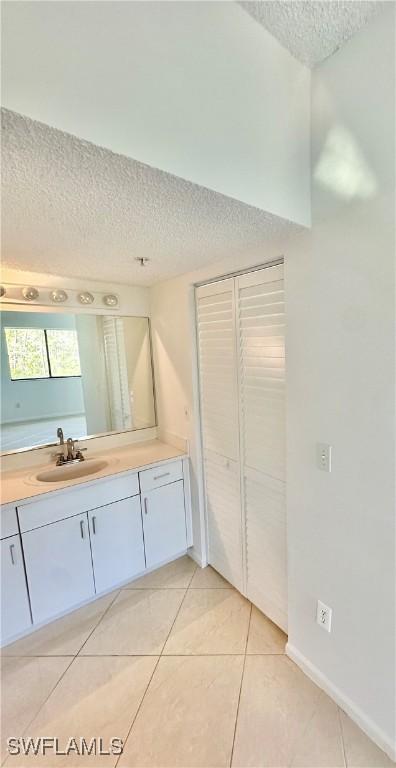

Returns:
1,110,301,287
240,1,386,67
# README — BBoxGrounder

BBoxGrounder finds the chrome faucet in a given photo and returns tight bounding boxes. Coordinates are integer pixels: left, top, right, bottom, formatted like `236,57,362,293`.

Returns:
66,437,86,463
54,429,86,466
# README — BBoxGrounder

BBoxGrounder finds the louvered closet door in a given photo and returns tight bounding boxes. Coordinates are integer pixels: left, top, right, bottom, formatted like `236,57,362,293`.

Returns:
196,279,243,591
237,265,287,631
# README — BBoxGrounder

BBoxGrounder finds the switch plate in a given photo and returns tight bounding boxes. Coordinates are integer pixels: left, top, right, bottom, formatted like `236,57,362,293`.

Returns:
316,600,332,632
317,443,332,472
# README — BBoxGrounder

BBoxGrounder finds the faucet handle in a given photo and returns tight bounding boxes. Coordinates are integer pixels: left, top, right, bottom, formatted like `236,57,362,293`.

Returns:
52,451,67,465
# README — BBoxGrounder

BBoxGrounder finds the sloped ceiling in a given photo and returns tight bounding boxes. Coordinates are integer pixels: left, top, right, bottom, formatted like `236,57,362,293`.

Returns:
240,1,386,67
1,110,302,287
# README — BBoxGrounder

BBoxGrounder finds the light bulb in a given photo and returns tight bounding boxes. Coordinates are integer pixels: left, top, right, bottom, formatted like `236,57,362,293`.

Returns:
78,291,94,305
103,294,118,307
22,286,39,301
50,289,68,303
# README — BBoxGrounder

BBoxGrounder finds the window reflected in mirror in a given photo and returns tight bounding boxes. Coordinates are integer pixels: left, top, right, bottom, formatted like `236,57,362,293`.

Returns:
0,311,156,452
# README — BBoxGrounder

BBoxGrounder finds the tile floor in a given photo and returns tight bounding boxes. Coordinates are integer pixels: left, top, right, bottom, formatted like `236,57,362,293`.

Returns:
1,556,393,767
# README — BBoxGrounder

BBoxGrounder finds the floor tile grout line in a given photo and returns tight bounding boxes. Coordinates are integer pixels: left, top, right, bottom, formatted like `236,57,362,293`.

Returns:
114,653,162,768
244,602,253,655
287,689,323,768
4,654,75,757
229,650,248,767
2,591,123,762
58,652,248,658
229,602,252,767
159,584,191,657
186,562,199,590
76,588,122,657
2,651,286,658
338,706,348,768
115,580,194,767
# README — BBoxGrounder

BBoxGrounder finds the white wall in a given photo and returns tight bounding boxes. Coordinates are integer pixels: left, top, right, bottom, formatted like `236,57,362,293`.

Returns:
2,1,310,226
286,5,395,754
150,5,395,755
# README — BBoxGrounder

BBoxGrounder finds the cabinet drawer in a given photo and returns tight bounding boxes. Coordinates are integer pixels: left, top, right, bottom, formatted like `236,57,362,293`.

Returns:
18,472,139,532
1,504,18,539
139,460,183,492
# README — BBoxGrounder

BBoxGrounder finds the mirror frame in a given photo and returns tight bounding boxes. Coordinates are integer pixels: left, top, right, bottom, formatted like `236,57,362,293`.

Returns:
0,308,157,456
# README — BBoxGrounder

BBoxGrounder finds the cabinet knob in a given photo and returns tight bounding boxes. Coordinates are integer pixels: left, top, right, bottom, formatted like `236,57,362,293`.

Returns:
9,543,15,565
144,498,148,515
80,520,85,539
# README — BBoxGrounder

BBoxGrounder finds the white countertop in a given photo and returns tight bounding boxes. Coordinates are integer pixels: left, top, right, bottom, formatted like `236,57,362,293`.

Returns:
0,439,187,506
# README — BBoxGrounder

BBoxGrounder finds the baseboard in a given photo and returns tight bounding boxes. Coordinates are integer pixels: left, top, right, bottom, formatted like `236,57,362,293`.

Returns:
187,546,207,568
286,643,396,762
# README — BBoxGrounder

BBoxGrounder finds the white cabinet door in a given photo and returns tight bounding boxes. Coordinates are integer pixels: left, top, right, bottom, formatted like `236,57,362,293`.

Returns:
89,497,145,593
23,514,95,624
1,535,31,643
142,481,187,569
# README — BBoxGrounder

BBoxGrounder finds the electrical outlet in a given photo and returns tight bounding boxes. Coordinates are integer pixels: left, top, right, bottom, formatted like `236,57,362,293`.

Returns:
316,600,332,632
317,443,332,472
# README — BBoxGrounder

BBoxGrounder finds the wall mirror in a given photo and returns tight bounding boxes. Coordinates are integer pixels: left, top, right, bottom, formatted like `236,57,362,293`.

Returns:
0,310,156,453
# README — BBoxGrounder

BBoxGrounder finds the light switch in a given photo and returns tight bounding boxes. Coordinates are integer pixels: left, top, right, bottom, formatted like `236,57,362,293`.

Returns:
317,443,332,472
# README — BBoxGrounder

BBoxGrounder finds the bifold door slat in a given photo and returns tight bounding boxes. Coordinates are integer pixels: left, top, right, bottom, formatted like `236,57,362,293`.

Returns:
196,280,243,591
237,264,287,631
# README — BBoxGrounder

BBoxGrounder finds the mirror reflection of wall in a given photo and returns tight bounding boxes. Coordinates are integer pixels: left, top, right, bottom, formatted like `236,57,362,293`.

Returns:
0,310,156,452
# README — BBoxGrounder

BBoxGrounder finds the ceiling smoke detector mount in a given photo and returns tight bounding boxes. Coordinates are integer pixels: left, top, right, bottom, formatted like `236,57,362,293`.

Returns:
135,257,150,267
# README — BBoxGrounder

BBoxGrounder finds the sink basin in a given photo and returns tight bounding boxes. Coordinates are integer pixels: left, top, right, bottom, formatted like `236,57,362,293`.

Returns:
36,459,108,483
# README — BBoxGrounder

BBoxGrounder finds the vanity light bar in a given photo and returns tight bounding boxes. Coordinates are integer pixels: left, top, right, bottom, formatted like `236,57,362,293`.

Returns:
0,283,120,310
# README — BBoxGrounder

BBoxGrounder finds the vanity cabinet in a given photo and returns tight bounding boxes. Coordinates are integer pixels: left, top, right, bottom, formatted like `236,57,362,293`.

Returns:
1,534,32,640
22,513,95,624
89,497,145,593
2,455,192,645
142,480,187,568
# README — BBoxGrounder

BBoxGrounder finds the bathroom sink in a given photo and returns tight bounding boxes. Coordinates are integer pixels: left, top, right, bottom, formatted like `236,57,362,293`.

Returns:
36,459,108,483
